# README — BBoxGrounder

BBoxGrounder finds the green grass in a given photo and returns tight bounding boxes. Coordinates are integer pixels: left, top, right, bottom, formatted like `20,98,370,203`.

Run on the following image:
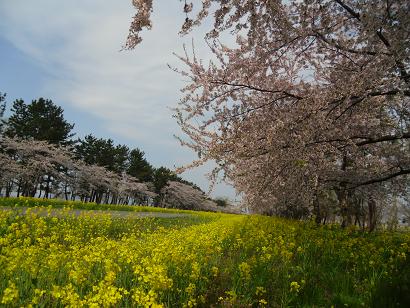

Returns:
0,196,194,214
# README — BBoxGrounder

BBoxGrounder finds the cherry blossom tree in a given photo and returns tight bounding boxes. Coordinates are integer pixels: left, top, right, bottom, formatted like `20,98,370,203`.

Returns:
116,173,157,205
0,137,74,197
0,137,157,205
0,152,21,197
127,0,410,226
160,180,217,211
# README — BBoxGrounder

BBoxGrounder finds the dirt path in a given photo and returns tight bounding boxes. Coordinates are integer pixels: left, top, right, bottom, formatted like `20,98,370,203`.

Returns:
0,206,189,219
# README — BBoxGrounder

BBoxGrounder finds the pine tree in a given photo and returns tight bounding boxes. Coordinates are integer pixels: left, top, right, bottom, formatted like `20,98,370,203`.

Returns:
4,97,74,145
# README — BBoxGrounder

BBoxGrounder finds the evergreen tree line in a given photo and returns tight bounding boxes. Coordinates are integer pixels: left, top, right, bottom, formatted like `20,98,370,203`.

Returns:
0,93,203,206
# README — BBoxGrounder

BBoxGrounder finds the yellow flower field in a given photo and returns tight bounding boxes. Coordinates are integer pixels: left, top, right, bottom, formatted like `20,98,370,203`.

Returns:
0,198,409,307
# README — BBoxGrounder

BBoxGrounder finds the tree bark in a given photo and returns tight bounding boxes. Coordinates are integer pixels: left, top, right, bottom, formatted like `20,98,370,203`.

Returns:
368,197,377,232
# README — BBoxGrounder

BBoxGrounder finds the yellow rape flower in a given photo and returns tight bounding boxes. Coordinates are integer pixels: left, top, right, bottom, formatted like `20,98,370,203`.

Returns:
290,281,301,293
1,282,19,304
238,262,251,280
259,299,268,306
211,266,219,277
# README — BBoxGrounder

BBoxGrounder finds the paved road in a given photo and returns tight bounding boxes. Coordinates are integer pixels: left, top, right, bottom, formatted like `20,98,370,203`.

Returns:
0,206,189,219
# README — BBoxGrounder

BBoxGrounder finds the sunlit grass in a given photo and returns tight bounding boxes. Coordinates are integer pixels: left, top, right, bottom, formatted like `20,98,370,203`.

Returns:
0,197,193,214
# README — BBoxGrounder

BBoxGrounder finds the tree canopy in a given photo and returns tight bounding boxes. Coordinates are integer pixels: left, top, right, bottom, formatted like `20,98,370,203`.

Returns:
127,0,410,226
3,97,75,145
0,95,208,208
127,148,154,182
75,134,129,174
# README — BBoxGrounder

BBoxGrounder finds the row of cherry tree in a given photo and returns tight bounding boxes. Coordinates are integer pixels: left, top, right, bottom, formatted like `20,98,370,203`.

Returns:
0,137,156,204
0,94,214,209
127,0,410,228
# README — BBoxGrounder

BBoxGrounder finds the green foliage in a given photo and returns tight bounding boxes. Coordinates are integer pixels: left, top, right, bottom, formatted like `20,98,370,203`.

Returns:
127,148,153,182
75,135,121,172
214,197,228,207
0,197,192,214
152,167,178,194
152,167,203,194
4,97,75,145
370,257,410,307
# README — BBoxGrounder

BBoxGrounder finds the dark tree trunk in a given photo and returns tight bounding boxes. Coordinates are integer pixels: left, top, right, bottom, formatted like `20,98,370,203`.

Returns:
44,174,51,199
30,184,37,197
104,193,110,205
64,183,69,201
90,190,96,203
111,194,117,205
16,180,22,197
368,198,377,232
95,191,103,204
313,192,322,224
338,155,351,228
5,181,13,197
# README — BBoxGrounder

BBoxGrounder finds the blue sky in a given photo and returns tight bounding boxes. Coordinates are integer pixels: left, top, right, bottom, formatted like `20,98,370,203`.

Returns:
0,0,238,200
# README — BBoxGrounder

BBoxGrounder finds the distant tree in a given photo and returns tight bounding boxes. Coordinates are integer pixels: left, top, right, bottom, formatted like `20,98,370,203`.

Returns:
0,137,74,197
116,172,157,205
127,148,154,182
151,167,199,193
152,167,179,195
75,135,115,169
0,152,20,197
2,97,75,198
4,98,74,145
76,135,130,174
0,136,157,204
176,178,202,192
114,144,130,174
75,134,98,163
160,181,217,211
151,166,207,206
214,197,228,207
0,92,6,135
